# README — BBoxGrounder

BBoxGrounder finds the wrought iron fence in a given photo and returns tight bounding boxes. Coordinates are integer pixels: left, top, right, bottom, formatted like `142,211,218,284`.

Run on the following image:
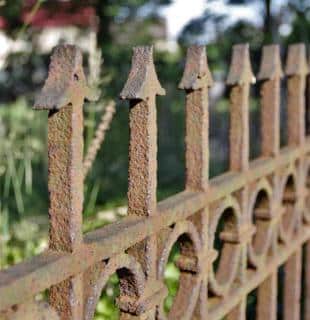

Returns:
0,42,310,320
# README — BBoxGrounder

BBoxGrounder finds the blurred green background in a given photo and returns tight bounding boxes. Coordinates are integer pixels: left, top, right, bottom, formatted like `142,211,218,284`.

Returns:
0,0,309,318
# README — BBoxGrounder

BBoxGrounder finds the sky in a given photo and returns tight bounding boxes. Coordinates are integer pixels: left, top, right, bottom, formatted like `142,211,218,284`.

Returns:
161,0,289,40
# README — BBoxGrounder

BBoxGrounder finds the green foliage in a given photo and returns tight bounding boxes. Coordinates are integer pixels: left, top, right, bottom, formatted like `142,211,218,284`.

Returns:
95,274,120,320
163,243,181,314
0,98,48,220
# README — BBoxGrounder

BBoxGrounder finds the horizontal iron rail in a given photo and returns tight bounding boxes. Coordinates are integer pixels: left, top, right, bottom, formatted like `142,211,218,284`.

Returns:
1,142,309,311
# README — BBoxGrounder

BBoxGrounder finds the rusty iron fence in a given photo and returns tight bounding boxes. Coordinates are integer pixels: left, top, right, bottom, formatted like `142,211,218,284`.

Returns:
0,42,310,320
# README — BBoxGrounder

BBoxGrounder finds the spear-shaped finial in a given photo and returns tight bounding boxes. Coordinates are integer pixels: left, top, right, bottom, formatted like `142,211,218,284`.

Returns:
227,43,256,86
33,44,88,318
258,44,283,81
120,46,165,316
34,45,99,110
285,43,309,77
120,46,165,101
178,45,213,317
285,43,309,146
179,45,213,90
258,44,283,157
227,44,255,171
179,45,213,192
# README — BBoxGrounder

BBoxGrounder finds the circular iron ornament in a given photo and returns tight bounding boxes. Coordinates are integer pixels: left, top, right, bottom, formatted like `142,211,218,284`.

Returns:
83,253,145,320
157,220,202,320
278,170,298,244
208,196,242,296
247,179,274,268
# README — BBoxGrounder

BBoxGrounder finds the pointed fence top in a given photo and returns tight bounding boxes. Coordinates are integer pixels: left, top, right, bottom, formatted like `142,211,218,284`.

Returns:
179,45,213,90
120,46,165,101
226,43,256,85
285,43,309,76
257,44,283,81
34,44,99,110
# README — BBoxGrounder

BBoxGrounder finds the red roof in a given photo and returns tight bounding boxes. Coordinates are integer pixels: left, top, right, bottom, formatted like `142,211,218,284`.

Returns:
0,1,97,30
0,17,7,29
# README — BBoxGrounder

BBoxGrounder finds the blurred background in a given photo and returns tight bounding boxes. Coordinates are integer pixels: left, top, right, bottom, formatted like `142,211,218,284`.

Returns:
0,0,309,319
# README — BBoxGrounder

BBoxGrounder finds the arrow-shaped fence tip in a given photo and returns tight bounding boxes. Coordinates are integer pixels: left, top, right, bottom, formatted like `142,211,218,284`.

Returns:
226,43,256,85
257,44,283,81
285,43,309,76
34,44,99,111
120,46,165,102
34,45,85,110
179,45,213,90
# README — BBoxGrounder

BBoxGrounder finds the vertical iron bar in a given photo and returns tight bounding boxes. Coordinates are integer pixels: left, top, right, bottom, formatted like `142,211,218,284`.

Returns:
179,45,213,318
283,44,308,320
226,43,255,320
256,45,282,320
257,273,277,320
284,249,302,320
227,44,255,172
120,46,165,318
34,45,97,320
258,44,283,157
285,44,308,146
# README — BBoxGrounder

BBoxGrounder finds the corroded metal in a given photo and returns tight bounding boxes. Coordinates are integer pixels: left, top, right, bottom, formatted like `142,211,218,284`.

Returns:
285,43,309,146
258,44,283,157
34,45,99,320
1,42,310,320
256,273,277,320
178,45,213,319
227,43,255,172
1,300,60,320
283,249,302,320
180,45,213,191
121,46,165,319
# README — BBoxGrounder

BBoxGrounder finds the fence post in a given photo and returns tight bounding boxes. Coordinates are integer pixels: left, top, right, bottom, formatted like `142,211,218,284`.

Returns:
179,45,213,191
226,44,255,320
227,43,255,172
34,45,98,319
179,45,213,318
284,43,308,320
286,43,308,146
120,46,165,318
255,44,283,320
258,44,283,157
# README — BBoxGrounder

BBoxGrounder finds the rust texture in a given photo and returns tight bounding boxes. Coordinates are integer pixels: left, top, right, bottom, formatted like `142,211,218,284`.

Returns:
34,45,98,320
120,46,166,318
258,44,283,157
179,45,213,191
227,44,255,172
1,42,310,320
286,43,308,146
178,45,213,319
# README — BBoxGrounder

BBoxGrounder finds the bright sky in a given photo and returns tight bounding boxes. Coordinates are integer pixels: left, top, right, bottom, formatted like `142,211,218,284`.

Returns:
161,0,288,40
160,0,206,40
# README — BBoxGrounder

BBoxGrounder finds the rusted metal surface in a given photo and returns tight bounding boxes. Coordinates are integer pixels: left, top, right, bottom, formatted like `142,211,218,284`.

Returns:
286,44,308,146
121,46,166,319
258,44,283,157
1,300,60,320
1,42,310,320
34,45,99,320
